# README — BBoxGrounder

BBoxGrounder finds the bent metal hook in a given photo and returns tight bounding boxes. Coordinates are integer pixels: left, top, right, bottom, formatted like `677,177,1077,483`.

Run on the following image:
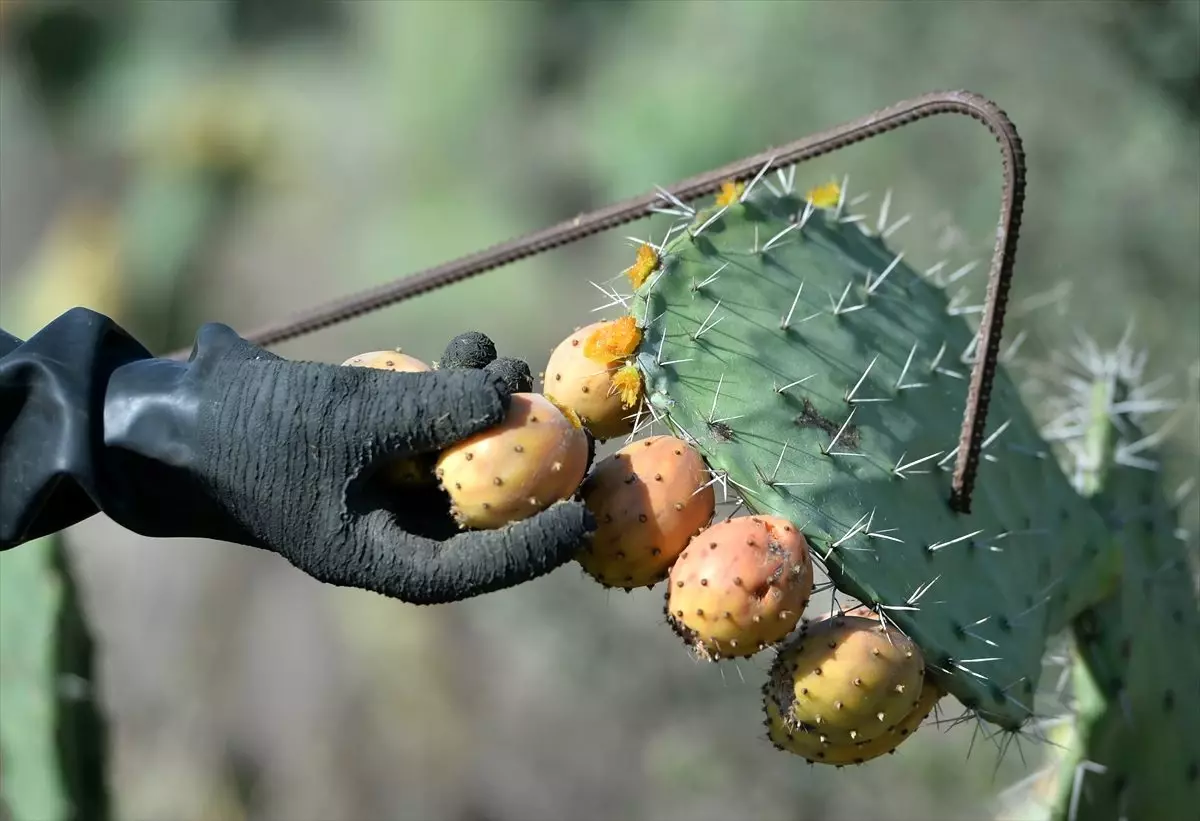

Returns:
171,90,1026,515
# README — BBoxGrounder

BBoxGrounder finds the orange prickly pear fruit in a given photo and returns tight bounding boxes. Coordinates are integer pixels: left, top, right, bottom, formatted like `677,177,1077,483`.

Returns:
435,393,590,529
666,515,814,660
576,435,715,590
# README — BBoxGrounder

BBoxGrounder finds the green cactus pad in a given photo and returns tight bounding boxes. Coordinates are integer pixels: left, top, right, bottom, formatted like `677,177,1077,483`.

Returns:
0,534,111,821
629,186,1117,728
1039,362,1200,820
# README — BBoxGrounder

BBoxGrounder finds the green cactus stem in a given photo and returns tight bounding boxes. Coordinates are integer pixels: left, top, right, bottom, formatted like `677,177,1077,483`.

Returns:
1035,341,1200,821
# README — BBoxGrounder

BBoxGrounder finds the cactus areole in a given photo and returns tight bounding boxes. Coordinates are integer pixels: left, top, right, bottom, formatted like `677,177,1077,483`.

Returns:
625,188,1118,728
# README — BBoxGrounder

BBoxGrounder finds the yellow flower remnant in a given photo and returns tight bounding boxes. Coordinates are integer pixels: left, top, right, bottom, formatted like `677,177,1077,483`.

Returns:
806,180,841,209
584,316,642,364
611,365,644,409
626,242,659,290
715,179,745,207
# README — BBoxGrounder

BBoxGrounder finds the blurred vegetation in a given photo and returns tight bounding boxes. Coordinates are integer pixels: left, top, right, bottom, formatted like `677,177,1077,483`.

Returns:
0,1,1196,820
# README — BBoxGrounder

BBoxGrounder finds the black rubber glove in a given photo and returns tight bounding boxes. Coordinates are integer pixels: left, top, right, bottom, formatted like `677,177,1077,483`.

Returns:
0,308,596,604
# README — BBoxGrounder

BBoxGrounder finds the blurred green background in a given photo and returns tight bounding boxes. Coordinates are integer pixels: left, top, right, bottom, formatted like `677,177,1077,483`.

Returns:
0,1,1197,819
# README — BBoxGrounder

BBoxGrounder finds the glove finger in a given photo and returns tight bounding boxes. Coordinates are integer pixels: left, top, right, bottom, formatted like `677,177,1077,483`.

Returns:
438,331,497,370
328,499,596,605
189,322,286,368
482,356,533,393
348,366,513,454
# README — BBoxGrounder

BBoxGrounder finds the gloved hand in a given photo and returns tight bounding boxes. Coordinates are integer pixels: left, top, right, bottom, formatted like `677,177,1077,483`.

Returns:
0,309,597,604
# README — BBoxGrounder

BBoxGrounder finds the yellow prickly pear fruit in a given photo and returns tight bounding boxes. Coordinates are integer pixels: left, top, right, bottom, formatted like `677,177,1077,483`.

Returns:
666,515,814,660
342,350,432,372
575,435,716,590
542,318,644,442
435,393,589,530
764,666,941,766
763,607,942,765
763,614,926,750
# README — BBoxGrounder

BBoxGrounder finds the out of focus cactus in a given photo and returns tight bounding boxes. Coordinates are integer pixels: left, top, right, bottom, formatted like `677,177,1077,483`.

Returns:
1002,338,1199,819
0,52,268,818
0,535,111,821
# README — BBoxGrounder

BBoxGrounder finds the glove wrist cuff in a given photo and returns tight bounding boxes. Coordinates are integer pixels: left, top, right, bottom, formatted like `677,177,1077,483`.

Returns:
100,342,268,546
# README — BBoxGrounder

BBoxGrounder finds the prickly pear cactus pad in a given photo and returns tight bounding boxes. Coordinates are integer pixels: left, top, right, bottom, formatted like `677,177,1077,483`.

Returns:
1034,348,1200,820
627,182,1118,728
0,533,111,820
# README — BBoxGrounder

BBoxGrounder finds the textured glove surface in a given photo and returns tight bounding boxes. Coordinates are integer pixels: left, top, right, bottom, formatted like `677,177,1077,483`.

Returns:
192,325,596,604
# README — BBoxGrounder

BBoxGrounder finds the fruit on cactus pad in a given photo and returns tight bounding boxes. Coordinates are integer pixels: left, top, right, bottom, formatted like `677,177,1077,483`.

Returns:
763,612,926,754
666,514,814,660
543,319,644,441
576,435,716,590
